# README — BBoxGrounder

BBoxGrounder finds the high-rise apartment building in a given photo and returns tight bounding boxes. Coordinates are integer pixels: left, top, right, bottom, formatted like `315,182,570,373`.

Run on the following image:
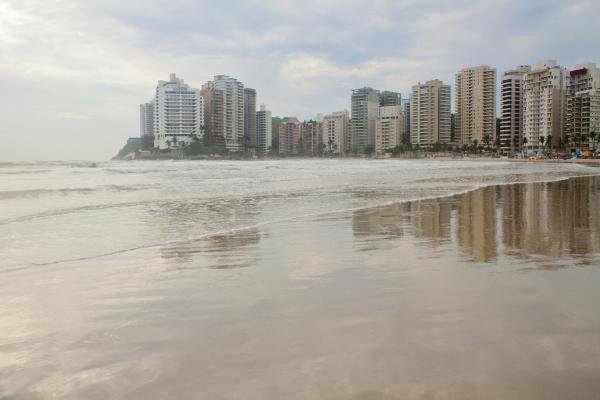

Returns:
523,60,568,152
455,65,497,146
279,117,302,154
322,111,350,155
200,81,216,145
255,104,272,153
566,63,600,149
202,75,245,152
500,65,531,155
375,105,402,154
380,91,402,106
139,101,154,137
153,73,204,150
401,98,411,144
244,88,257,150
410,80,451,146
350,87,380,153
301,120,321,155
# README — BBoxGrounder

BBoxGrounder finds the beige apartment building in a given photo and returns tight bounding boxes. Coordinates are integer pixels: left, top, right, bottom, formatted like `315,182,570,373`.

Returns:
301,120,321,155
566,63,600,149
322,111,350,154
375,105,402,154
201,75,245,152
455,65,497,146
523,60,568,152
410,80,451,147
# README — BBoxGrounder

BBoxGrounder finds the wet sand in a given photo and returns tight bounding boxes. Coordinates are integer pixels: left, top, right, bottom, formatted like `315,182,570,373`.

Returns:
1,169,600,399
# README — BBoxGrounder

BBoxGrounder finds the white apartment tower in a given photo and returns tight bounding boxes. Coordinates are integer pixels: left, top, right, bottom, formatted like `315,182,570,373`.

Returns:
410,80,451,147
255,104,272,153
523,60,568,152
375,105,402,154
139,101,154,137
455,65,497,146
153,73,204,150
500,65,531,155
566,63,600,149
322,110,350,155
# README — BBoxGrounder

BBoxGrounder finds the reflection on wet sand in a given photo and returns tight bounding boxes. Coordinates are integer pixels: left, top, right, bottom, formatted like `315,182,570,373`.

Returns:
152,193,262,268
352,203,408,239
353,176,600,266
160,228,261,269
501,178,600,263
456,187,498,262
410,198,452,245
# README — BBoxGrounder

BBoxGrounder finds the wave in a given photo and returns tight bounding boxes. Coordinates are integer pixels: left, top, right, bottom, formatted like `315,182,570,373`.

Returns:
2,165,599,225
0,184,149,201
0,161,101,168
0,169,52,175
4,173,600,273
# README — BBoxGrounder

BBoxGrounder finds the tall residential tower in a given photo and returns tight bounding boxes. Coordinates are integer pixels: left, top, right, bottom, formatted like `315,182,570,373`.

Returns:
153,73,204,150
375,105,402,154
410,80,451,147
350,88,380,153
455,65,497,146
523,60,568,152
500,66,530,155
244,88,257,151
202,75,245,152
566,63,600,149
379,91,402,106
322,111,350,155
279,117,302,154
139,101,154,137
255,104,272,153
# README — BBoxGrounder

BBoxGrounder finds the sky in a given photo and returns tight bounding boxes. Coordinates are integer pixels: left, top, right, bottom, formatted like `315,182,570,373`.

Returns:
1,0,599,161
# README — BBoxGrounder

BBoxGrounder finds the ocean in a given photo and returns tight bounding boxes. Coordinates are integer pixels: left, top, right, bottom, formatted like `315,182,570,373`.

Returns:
1,159,600,399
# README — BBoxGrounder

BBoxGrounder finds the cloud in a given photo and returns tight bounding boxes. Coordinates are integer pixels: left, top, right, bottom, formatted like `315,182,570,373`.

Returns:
0,0,599,161
563,0,600,16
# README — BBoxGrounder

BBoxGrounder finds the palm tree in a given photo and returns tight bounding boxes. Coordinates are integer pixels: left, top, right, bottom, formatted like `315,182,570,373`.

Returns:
590,131,597,152
546,135,553,157
539,136,545,154
472,139,479,154
522,137,528,155
483,135,492,151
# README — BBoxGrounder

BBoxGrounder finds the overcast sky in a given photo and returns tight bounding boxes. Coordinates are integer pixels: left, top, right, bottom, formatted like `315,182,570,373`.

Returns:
1,0,599,161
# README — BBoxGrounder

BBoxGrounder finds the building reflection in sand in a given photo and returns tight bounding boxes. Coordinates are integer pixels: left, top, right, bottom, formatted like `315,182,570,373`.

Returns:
353,176,600,265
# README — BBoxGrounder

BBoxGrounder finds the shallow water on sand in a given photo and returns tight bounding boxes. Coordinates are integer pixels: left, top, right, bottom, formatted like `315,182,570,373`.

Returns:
1,160,600,399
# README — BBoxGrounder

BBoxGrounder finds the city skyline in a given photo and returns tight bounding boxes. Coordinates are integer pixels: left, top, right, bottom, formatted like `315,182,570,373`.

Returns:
1,0,599,161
